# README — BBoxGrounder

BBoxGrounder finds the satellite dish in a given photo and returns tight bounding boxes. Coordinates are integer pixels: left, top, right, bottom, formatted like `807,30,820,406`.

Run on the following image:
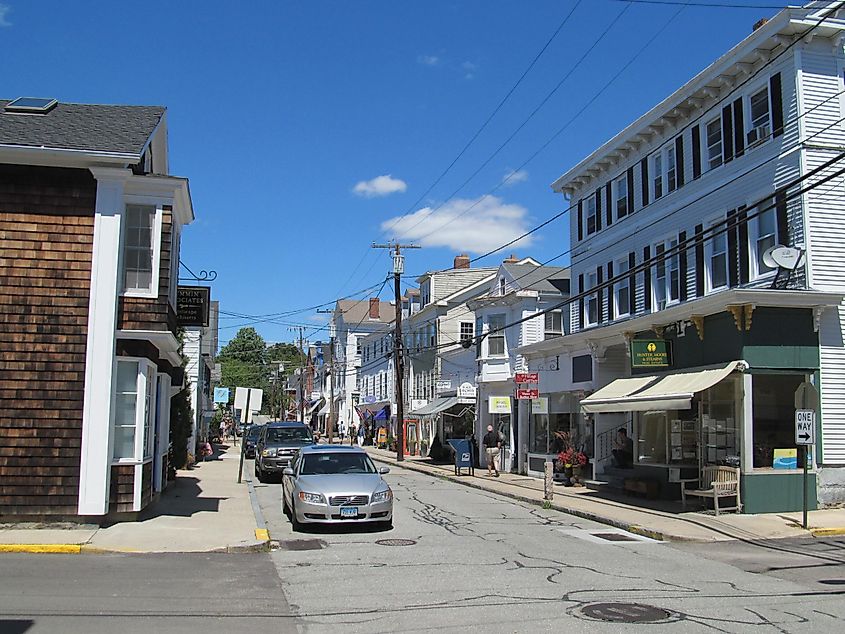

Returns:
763,245,803,271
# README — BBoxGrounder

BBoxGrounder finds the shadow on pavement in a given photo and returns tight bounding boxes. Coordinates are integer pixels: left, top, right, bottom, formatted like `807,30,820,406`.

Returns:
0,620,34,633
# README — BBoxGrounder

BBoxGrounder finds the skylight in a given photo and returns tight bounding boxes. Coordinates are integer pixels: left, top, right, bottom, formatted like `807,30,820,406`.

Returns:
4,97,58,114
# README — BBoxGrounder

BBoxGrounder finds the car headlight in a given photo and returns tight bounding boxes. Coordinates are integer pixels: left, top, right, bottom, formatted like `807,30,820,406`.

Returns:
261,448,276,457
298,491,326,504
372,489,392,503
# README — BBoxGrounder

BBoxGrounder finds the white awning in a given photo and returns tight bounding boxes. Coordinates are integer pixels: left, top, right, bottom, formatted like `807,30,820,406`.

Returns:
318,401,331,416
409,396,459,417
581,361,743,414
305,398,324,416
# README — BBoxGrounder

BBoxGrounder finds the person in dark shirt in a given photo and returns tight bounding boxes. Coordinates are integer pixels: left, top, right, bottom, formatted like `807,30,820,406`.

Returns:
482,425,502,477
612,428,634,468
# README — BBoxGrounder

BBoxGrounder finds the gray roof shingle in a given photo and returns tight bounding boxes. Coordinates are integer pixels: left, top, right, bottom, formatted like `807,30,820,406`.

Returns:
0,100,165,156
503,263,570,294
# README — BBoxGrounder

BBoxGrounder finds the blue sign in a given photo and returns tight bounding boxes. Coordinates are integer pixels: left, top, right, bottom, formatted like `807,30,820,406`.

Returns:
213,387,230,404
364,395,376,404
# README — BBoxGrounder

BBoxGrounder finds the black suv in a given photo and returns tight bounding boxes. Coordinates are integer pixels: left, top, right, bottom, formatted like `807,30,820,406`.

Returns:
254,422,314,482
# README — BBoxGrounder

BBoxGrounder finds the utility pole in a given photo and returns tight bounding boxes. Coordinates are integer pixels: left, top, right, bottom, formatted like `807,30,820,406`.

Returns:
373,241,420,461
317,309,336,444
298,328,306,424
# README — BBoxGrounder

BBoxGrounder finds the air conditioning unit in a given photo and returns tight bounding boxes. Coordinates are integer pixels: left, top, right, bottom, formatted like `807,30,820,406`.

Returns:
746,123,771,146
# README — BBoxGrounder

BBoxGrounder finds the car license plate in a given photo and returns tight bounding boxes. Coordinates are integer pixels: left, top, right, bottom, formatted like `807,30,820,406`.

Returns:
340,507,358,518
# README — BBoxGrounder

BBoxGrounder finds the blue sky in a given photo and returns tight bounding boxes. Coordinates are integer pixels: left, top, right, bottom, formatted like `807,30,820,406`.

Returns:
0,0,786,347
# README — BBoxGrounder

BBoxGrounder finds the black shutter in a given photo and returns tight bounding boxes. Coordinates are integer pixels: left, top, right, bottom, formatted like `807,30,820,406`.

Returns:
596,266,604,324
605,183,613,226
607,261,614,321
577,199,583,242
675,135,685,188
722,105,734,163
626,166,635,216
727,209,739,287
595,188,602,232
640,158,650,206
733,97,745,158
738,206,749,284
694,224,704,297
577,274,584,331
628,252,636,314
776,188,789,245
691,126,701,179
643,245,652,311
771,72,784,138
679,230,688,302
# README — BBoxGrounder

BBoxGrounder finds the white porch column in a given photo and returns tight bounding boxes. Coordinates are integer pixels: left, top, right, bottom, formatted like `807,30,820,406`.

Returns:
78,168,130,516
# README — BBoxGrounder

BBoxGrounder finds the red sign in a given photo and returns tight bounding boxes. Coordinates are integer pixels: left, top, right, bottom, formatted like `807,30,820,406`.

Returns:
516,388,539,400
515,372,539,384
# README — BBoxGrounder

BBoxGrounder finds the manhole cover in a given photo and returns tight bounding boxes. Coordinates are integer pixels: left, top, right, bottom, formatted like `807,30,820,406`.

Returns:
375,538,417,547
278,539,326,551
580,603,671,623
592,532,638,542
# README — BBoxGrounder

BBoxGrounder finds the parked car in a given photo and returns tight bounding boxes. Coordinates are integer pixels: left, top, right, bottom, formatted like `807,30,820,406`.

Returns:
282,445,393,531
244,425,262,458
254,421,314,482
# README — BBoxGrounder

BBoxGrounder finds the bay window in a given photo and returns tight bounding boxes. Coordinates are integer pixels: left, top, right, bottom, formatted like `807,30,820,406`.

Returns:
123,204,159,295
113,358,157,462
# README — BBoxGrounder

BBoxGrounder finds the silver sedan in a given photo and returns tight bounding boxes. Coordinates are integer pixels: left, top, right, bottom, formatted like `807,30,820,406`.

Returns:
282,445,393,530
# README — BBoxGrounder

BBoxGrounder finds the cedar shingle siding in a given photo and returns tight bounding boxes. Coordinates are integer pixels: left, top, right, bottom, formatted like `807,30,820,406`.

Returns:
0,165,95,517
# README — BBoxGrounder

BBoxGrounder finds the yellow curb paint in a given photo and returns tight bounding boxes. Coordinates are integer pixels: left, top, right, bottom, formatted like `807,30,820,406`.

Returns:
811,527,845,537
255,528,270,541
0,544,82,554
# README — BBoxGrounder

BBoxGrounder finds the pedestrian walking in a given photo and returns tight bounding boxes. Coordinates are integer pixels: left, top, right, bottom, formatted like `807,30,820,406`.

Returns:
338,420,346,443
357,423,365,447
482,424,502,477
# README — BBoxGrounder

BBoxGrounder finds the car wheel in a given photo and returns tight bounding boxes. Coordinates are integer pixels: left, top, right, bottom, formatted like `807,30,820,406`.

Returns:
290,500,303,532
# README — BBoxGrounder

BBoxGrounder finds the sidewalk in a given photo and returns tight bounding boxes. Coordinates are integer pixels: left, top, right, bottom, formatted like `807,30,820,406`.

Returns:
367,447,845,543
0,442,267,554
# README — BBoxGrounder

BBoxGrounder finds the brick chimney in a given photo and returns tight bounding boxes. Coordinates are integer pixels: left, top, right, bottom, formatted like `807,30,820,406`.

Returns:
503,253,519,264
369,297,380,319
454,254,470,269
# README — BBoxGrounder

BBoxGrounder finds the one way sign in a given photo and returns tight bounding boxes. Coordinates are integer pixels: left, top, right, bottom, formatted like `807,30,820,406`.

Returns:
795,409,816,446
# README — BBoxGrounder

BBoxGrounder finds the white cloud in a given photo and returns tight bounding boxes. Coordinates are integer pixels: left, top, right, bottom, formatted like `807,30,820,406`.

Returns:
417,54,440,66
353,174,408,198
502,168,529,186
461,61,477,79
0,4,11,27
308,313,330,323
381,195,533,254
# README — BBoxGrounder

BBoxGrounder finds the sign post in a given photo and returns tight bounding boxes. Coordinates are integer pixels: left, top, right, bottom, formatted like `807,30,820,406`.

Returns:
795,409,816,530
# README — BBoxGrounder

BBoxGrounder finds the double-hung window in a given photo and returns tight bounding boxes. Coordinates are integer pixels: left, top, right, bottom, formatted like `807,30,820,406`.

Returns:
751,196,777,277
585,271,599,326
706,117,723,170
585,196,597,235
668,238,680,302
653,154,663,200
654,239,680,309
544,311,562,339
475,315,484,359
615,175,629,219
488,314,506,356
654,243,667,309
748,86,771,146
666,146,677,193
460,321,474,344
615,257,630,317
123,204,158,295
707,221,728,290
113,358,156,462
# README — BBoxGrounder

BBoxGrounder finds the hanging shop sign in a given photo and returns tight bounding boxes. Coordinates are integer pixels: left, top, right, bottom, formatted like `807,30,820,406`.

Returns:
630,339,672,368
213,387,230,404
458,382,477,398
516,388,539,400
177,285,211,327
436,380,452,393
514,372,539,384
488,396,512,414
531,397,548,415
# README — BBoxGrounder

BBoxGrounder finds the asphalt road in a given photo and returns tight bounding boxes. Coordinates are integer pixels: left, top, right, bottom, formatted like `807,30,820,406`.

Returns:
250,458,845,633
2,461,843,633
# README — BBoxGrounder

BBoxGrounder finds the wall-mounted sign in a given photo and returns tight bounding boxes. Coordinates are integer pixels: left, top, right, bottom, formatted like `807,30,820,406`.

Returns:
514,372,539,384
631,339,671,368
436,380,452,393
516,388,539,400
410,399,428,412
458,382,477,398
531,397,548,415
177,285,211,327
213,387,230,404
310,391,321,400
488,396,511,414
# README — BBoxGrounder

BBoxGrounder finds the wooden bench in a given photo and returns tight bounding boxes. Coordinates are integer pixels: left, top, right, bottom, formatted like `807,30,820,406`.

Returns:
624,478,660,499
681,466,742,515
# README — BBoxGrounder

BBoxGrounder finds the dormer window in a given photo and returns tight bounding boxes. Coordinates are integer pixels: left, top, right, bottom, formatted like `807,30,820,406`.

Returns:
499,277,506,295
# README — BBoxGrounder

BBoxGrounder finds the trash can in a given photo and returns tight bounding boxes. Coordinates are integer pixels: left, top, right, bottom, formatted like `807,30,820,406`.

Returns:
447,439,474,476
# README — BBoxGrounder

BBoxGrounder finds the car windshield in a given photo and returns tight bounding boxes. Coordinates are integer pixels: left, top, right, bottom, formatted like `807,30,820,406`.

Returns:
266,427,312,443
300,453,377,475
246,427,261,440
